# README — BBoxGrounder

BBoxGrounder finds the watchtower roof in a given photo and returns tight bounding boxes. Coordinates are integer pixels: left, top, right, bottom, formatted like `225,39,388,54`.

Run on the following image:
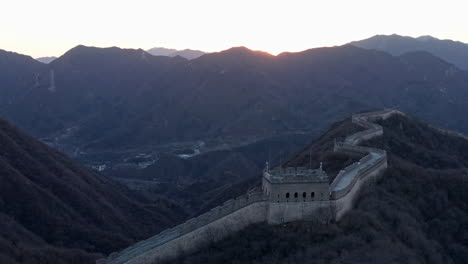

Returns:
263,167,328,184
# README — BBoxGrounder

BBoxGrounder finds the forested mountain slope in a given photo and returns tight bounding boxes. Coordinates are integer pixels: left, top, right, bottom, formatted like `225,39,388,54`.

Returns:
0,118,185,264
167,113,468,264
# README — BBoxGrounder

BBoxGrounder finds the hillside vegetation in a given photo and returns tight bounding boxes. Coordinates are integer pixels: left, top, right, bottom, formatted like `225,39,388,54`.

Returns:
0,118,186,264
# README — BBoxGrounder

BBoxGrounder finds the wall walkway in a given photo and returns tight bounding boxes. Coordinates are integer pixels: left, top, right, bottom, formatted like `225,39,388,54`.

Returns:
331,109,403,219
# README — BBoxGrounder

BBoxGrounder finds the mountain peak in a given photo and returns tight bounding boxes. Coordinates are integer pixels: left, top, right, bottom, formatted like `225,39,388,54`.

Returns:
225,46,252,52
53,45,159,66
210,46,274,61
417,35,438,42
61,45,137,57
351,34,468,70
223,46,272,56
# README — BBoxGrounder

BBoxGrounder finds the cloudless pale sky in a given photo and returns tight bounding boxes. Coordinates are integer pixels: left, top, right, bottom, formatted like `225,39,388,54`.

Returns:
1,0,467,58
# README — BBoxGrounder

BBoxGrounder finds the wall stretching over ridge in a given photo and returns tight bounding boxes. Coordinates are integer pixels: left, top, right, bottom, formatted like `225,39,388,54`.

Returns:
98,109,402,264
123,202,269,264
330,109,403,219
99,190,267,264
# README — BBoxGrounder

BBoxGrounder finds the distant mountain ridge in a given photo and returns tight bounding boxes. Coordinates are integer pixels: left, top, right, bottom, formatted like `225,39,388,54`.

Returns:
36,56,57,64
350,34,468,70
1,44,468,159
146,47,205,59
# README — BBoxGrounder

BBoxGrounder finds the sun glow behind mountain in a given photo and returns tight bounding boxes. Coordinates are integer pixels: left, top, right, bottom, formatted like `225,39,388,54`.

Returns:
1,0,467,58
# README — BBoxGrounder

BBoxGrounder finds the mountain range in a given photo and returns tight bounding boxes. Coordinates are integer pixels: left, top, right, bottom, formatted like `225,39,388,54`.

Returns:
146,47,205,59
1,43,468,159
34,48,205,65
351,34,468,71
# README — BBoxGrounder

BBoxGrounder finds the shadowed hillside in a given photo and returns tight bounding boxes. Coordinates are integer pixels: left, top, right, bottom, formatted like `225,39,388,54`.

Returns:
0,118,186,264
166,113,468,264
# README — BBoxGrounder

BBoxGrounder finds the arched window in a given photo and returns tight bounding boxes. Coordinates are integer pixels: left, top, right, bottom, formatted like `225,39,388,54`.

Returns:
311,192,315,198
294,192,298,198
286,193,290,198
303,192,306,198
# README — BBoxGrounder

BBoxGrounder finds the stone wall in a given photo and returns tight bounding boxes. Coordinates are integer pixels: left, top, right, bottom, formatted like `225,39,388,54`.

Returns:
333,158,387,220
334,141,386,156
330,153,373,191
353,109,404,121
98,109,399,264
330,154,387,199
330,110,395,219
268,200,333,224
100,190,266,264
124,202,269,264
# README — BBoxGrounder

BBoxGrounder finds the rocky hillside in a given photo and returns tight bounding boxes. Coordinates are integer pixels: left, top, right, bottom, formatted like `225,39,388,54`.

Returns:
351,34,468,71
0,118,186,264
1,44,468,158
167,113,468,264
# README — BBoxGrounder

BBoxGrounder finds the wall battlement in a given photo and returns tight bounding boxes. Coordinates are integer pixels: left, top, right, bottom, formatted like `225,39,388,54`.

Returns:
264,167,329,184
98,109,400,264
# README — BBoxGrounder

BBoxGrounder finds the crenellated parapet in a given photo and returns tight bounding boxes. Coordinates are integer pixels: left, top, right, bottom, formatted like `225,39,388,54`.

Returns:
264,167,328,183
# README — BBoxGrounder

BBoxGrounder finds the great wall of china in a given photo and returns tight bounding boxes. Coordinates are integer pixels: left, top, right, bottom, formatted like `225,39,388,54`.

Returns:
99,109,402,264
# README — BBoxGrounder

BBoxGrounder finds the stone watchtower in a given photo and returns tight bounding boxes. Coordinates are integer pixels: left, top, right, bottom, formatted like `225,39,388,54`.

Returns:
262,165,330,203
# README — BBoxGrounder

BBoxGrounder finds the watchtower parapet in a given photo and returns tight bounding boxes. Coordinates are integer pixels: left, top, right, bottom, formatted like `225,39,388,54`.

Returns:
262,166,330,202
264,167,328,184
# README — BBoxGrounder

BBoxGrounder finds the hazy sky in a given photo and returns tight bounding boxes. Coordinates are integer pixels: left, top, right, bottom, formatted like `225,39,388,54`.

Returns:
1,0,467,58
